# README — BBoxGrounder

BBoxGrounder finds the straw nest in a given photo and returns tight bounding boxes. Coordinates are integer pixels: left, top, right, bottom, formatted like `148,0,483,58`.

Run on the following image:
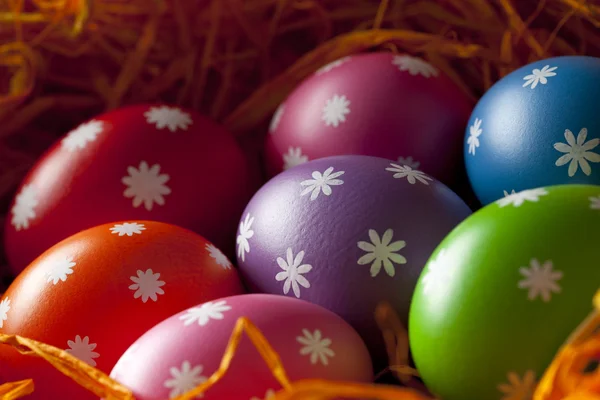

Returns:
1,0,600,283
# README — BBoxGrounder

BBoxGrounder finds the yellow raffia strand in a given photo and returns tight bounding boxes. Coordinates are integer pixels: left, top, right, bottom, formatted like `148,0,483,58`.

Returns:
0,315,431,400
534,288,600,400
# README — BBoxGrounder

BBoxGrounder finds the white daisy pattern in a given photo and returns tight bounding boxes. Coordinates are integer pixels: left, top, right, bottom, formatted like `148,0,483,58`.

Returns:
385,163,432,185
396,156,420,169
467,118,483,155
283,147,309,170
522,65,557,89
357,229,407,278
62,120,105,151
300,167,345,201
122,161,172,211
206,243,232,269
315,56,351,75
144,106,193,132
322,94,350,127
110,222,146,237
46,255,76,285
297,329,335,366
554,128,600,177
250,389,276,400
518,259,563,302
0,298,10,329
65,335,100,367
129,269,165,303
275,248,313,299
164,361,207,399
496,188,548,208
179,300,232,327
11,184,39,231
237,213,255,262
497,370,537,400
589,195,600,209
421,249,452,296
392,55,439,78
269,104,285,133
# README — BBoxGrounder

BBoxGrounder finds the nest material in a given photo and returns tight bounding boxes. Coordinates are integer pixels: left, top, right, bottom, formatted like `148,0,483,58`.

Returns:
1,1,600,276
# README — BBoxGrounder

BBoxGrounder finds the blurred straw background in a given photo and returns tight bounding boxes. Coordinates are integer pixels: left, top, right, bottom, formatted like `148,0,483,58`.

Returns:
1,0,600,288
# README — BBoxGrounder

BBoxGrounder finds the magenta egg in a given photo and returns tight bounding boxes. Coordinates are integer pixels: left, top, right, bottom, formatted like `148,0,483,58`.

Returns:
265,52,473,187
235,155,472,368
110,294,373,399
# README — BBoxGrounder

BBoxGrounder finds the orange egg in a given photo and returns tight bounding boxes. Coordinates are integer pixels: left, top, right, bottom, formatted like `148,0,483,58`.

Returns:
0,220,245,399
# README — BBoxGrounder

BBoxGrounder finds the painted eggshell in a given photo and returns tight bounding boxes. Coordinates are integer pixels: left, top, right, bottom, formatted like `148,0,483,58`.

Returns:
110,293,373,400
465,55,600,205
235,155,472,367
4,104,257,274
265,52,473,187
409,185,600,400
0,221,244,400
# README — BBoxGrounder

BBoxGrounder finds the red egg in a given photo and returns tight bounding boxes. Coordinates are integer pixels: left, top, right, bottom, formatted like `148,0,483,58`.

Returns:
0,220,245,399
110,294,373,399
4,104,257,274
265,52,473,186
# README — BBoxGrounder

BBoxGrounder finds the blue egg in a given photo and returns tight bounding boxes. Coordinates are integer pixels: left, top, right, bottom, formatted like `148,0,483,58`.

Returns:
464,55,600,205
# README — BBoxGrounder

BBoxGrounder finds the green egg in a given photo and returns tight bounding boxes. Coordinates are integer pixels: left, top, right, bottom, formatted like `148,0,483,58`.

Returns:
409,184,600,400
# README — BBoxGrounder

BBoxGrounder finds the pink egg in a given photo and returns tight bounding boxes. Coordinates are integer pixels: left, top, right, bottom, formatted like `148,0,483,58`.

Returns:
110,294,373,399
265,52,473,187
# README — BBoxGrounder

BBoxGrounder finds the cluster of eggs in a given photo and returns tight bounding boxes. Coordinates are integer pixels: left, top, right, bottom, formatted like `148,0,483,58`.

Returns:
0,52,599,400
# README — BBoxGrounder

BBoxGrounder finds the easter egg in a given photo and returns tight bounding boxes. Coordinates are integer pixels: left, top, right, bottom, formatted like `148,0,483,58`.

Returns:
4,104,257,274
235,155,472,366
464,55,600,205
409,184,600,400
110,293,373,400
0,221,244,400
265,52,473,187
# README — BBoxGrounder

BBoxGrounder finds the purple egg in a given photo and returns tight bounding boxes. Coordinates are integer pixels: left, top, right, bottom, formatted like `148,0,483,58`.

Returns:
235,155,472,366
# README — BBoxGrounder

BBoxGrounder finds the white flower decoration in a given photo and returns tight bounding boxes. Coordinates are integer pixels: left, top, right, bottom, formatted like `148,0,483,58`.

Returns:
421,249,452,296
164,361,207,399
46,255,76,285
315,56,351,75
129,269,165,303
275,248,312,299
122,161,172,211
65,335,100,367
396,156,420,169
237,213,255,262
11,184,39,231
322,94,350,127
357,229,407,278
179,300,232,327
283,147,309,170
110,222,146,237
496,188,548,208
62,120,104,151
518,259,563,302
0,298,10,328
498,370,537,400
589,195,600,210
144,106,193,132
300,167,345,201
522,65,557,89
554,128,600,177
385,163,432,185
250,389,276,400
392,55,439,78
269,104,285,133
467,118,483,155
297,329,335,366
206,243,232,269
